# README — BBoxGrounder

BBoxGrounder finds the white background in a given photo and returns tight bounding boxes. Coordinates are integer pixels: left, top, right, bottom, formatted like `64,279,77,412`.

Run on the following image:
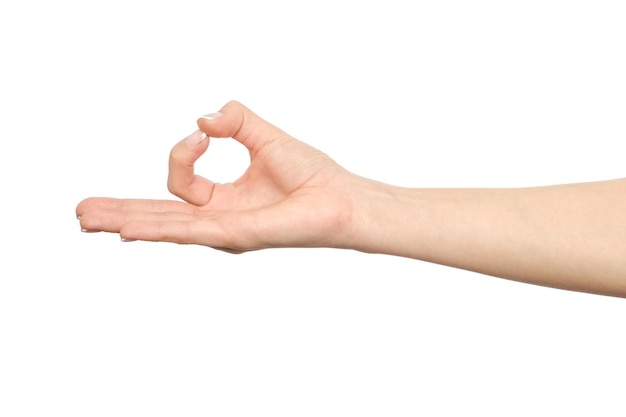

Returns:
1,1,625,416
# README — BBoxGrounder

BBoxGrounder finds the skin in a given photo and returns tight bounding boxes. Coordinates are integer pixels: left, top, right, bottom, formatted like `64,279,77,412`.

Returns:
76,100,626,298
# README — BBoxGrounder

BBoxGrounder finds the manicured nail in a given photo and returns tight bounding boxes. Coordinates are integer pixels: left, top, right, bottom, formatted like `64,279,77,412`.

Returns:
81,228,99,233
199,112,223,121
186,130,207,147
120,237,137,242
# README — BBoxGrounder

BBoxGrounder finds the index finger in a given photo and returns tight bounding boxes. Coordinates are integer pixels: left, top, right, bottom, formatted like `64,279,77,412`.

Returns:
167,129,215,206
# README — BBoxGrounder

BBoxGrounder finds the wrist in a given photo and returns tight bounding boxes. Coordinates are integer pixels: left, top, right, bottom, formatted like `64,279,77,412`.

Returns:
342,175,419,256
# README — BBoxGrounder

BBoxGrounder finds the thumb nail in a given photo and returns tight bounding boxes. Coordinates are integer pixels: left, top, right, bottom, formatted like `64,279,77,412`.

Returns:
199,112,223,121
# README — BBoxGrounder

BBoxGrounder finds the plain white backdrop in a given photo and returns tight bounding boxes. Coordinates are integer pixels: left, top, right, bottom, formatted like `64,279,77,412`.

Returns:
1,1,625,416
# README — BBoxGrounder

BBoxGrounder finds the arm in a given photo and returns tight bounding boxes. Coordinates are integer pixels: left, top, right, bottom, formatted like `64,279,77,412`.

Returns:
76,101,626,297
346,176,626,297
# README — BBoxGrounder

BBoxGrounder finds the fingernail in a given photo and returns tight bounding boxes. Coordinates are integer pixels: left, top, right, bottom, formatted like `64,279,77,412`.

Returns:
199,112,223,121
121,237,137,242
81,228,99,233
186,130,207,147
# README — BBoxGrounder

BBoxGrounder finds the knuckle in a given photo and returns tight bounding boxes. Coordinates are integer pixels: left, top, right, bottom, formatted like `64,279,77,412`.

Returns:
166,175,182,196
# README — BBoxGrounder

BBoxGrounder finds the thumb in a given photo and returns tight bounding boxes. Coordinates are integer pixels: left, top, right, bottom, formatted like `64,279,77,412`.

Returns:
197,100,287,154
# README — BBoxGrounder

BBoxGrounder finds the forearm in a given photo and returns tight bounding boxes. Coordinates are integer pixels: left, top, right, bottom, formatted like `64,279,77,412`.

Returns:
345,176,626,297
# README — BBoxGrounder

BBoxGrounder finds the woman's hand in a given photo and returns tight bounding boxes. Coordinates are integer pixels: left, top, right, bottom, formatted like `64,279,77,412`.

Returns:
76,101,356,252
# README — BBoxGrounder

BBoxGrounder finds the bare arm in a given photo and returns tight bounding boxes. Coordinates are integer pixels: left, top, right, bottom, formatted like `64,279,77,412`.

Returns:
76,101,626,297
345,177,626,297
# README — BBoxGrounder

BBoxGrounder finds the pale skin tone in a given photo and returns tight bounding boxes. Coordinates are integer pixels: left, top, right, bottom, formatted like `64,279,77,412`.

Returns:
76,101,626,298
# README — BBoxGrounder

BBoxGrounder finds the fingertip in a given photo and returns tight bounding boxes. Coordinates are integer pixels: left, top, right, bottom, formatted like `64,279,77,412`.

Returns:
78,213,100,233
197,100,284,151
196,111,224,132
196,101,249,139
184,130,208,148
170,130,209,171
75,197,100,219
120,233,137,242
119,223,139,242
75,197,90,214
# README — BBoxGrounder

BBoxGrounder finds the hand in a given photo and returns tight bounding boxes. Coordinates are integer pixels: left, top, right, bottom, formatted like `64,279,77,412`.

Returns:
76,101,355,252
